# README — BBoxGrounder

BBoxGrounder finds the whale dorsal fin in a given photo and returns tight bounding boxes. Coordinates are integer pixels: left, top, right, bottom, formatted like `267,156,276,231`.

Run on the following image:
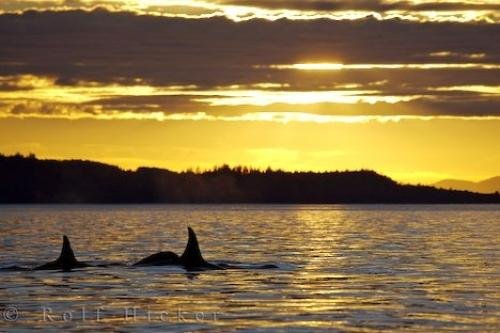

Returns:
180,227,206,266
56,235,78,268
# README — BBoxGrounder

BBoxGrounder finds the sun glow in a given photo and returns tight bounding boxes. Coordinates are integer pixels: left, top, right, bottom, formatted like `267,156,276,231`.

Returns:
0,75,419,108
193,90,418,106
1,75,499,122
429,85,500,94
269,63,500,71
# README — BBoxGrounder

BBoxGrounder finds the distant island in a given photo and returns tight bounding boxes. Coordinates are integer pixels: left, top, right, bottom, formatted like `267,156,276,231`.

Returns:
1,154,499,204
434,177,500,194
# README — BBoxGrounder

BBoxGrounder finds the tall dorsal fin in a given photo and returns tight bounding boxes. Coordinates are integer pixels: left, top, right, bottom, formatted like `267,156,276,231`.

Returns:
180,227,206,266
57,235,78,268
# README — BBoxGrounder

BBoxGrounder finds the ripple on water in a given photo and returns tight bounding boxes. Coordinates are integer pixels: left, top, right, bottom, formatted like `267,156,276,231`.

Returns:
0,204,499,332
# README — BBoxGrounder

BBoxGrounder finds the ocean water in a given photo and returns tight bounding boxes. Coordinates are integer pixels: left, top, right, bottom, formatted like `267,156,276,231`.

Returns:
0,204,499,332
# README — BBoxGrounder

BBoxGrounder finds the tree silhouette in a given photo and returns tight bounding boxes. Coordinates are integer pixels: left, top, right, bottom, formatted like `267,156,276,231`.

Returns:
1,154,498,204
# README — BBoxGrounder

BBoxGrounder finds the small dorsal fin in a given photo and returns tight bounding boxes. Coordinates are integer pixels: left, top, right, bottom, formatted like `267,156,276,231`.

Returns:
180,227,206,266
57,235,78,268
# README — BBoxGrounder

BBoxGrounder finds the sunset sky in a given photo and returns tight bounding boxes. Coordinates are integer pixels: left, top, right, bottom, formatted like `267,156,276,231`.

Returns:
0,0,499,184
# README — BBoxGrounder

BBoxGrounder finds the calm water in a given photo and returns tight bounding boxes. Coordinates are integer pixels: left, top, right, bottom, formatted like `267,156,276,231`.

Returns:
0,205,499,332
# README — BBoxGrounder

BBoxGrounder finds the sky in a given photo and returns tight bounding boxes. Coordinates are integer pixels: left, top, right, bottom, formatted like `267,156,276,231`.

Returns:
0,1,499,183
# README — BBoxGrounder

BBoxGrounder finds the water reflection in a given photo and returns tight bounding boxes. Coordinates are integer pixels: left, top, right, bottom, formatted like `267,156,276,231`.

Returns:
0,205,499,331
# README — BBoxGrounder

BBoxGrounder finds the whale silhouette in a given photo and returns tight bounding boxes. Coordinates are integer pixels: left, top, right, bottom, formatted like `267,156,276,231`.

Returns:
134,227,222,270
0,229,278,272
34,235,91,271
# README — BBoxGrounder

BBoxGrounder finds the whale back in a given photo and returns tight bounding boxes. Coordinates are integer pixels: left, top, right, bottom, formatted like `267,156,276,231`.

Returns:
133,251,180,266
180,227,206,267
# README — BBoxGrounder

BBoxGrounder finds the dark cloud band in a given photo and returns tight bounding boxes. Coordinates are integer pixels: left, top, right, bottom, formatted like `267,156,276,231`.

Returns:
0,10,498,118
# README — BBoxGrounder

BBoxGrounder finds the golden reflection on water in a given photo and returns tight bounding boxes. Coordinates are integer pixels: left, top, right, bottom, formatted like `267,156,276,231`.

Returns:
0,205,499,331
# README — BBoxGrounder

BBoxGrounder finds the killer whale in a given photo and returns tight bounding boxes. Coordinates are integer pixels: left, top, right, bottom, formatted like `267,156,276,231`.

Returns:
134,227,222,270
1,229,277,273
34,235,91,271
